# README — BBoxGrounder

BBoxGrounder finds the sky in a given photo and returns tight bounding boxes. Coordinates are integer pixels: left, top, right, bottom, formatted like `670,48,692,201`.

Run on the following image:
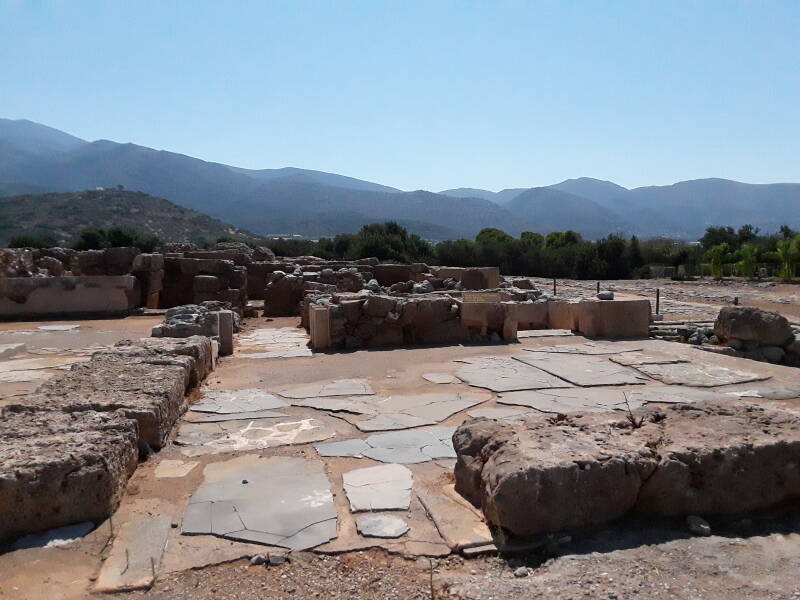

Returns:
1,1,799,192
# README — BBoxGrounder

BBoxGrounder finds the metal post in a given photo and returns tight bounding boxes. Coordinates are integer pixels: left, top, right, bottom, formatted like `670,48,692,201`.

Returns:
656,288,660,315
596,281,600,294
553,278,557,296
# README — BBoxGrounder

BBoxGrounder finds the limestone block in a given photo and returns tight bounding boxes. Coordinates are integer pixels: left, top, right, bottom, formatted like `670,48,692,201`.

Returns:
217,310,234,357
547,301,578,331
0,408,138,542
575,298,651,338
505,302,549,329
714,306,794,348
310,305,332,350
193,275,222,293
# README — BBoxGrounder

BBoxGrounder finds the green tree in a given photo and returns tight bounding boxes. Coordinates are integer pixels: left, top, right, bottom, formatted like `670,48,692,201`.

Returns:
8,233,57,248
700,226,737,250
736,243,759,278
774,236,800,282
705,243,731,279
627,235,645,270
73,228,107,250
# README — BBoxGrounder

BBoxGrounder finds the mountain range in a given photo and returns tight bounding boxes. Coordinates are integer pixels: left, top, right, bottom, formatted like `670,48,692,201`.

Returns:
1,118,798,241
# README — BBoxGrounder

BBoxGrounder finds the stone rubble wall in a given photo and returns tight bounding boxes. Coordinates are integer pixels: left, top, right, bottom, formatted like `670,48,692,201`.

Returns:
453,402,800,538
0,336,215,542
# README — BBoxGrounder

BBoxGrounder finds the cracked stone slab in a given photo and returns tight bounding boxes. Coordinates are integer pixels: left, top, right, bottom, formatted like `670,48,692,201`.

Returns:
499,388,645,413
237,327,312,358
13,522,94,550
154,459,199,478
722,386,800,401
94,516,171,592
610,351,689,366
0,343,26,358
522,342,643,355
417,484,493,551
176,418,335,456
454,356,575,392
422,373,458,384
517,329,575,338
184,409,289,422
331,392,491,432
191,389,289,414
355,514,409,538
467,407,531,420
343,464,413,512
316,426,457,464
514,353,649,387
277,379,374,399
0,369,53,383
182,455,336,551
631,362,771,387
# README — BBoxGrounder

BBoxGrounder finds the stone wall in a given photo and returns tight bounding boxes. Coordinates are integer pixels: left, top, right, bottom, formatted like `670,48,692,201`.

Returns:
0,276,140,318
0,336,215,542
161,257,248,311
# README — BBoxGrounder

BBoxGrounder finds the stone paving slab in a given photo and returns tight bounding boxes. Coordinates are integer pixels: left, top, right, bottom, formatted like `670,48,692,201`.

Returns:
454,356,575,392
355,514,409,538
0,343,26,358
154,459,199,479
343,464,413,512
277,379,374,399
517,329,574,338
609,351,689,366
521,342,643,355
236,327,312,359
184,409,290,422
721,385,800,400
0,356,88,372
176,418,335,456
514,353,649,387
632,362,771,387
316,426,457,464
0,369,52,383
422,372,458,384
94,516,171,592
191,388,289,414
182,455,337,551
466,406,531,420
417,483,493,551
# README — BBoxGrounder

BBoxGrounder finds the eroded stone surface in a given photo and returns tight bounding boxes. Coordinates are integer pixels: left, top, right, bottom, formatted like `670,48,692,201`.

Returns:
182,455,336,550
154,459,199,479
522,342,642,355
316,426,457,463
632,362,770,387
343,464,413,512
422,373,458,384
237,327,312,359
277,379,374,399
517,329,574,338
454,402,800,537
514,353,649,387
94,516,171,592
176,418,334,456
191,389,289,414
355,514,409,538
455,356,574,392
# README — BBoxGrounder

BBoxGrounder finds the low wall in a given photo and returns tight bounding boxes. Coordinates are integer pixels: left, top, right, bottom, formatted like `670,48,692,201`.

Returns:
0,275,140,319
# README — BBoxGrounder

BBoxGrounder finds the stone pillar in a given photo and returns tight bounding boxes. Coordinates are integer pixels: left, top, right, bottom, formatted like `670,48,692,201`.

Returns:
309,305,331,350
216,310,234,356
502,317,518,342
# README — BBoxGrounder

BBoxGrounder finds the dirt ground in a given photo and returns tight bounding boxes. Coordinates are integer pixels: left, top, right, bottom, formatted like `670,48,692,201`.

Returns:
1,287,800,599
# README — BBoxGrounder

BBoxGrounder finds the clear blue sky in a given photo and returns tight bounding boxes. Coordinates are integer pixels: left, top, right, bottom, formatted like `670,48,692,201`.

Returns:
2,1,798,192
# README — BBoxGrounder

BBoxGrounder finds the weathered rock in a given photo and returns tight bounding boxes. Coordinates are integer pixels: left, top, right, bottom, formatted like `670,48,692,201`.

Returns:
364,295,396,318
151,302,241,338
454,402,800,537
714,306,794,348
264,272,304,316
0,408,138,542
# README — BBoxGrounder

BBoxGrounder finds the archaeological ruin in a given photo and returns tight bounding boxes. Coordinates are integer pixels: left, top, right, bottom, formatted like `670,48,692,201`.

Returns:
1,242,799,597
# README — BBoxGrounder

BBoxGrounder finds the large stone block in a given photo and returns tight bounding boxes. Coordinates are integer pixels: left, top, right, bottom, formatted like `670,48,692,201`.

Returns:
372,264,414,286
505,301,549,329
0,408,138,542
455,402,800,537
459,302,506,331
193,275,222,293
0,276,140,318
714,306,794,348
461,267,501,290
547,301,578,330
575,298,650,338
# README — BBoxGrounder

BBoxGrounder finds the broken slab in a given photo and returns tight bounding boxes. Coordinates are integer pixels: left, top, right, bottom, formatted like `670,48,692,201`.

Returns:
631,362,770,387
517,329,574,338
0,343,26,358
37,324,80,332
154,459,199,479
417,483,493,551
277,379,374,399
183,409,289,422
521,342,643,355
0,369,52,383
423,372,458,384
0,356,88,372
514,353,648,387
355,514,409,539
498,388,642,413
453,401,800,537
455,356,574,392
176,417,334,456
0,408,138,542
721,385,800,401
610,351,689,366
343,464,413,512
191,388,289,414
316,426,457,464
466,406,530,420
182,455,337,550
94,516,171,592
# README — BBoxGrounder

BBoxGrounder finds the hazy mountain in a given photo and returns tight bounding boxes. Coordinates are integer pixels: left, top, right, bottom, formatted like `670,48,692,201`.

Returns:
0,189,261,246
549,177,629,206
0,118,87,155
506,187,630,239
2,118,798,241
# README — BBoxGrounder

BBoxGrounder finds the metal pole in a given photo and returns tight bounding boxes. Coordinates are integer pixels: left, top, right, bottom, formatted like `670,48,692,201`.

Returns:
656,288,660,315
553,278,557,296
597,281,600,294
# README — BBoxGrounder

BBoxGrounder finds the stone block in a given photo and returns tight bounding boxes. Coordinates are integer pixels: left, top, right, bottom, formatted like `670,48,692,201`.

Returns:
0,408,138,542
132,253,164,272
373,264,414,286
459,302,506,331
461,267,501,290
217,310,235,357
0,276,140,318
547,301,578,331
193,275,222,293
505,302,549,329
454,402,800,537
310,305,332,350
575,298,651,338
714,306,794,348
364,295,397,318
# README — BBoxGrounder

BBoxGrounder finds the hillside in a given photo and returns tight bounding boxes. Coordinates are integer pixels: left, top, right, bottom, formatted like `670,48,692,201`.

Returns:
1,118,799,241
0,189,262,246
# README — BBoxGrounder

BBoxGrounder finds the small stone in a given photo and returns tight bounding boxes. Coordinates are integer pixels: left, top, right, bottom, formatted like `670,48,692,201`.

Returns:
686,515,711,536
596,291,614,300
268,554,287,566
514,566,530,578
250,554,267,566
